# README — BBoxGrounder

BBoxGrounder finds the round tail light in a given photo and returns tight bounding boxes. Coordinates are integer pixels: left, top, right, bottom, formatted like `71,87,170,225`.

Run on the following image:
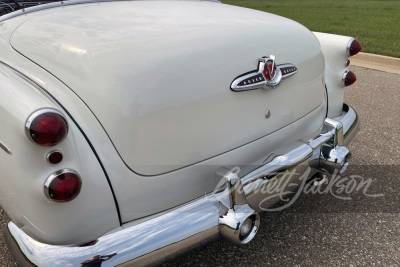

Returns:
26,109,68,146
347,38,362,56
44,169,81,202
342,70,357,87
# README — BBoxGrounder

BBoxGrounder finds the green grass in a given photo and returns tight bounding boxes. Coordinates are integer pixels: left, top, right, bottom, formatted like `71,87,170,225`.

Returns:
223,0,400,58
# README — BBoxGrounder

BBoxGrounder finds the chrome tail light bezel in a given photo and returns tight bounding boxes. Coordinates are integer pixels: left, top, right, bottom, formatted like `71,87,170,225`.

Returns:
44,168,82,202
342,70,357,87
25,108,69,147
346,38,362,57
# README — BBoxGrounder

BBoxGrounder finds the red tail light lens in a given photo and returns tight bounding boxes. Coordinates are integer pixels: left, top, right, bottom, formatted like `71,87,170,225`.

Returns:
342,71,357,87
26,109,68,146
347,39,362,56
45,169,81,202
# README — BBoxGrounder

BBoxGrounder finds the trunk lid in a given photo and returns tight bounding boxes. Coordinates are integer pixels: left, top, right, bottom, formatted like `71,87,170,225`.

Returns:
10,1,324,175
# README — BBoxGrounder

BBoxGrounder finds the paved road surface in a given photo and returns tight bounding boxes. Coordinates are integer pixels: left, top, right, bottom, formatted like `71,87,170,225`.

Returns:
1,66,399,266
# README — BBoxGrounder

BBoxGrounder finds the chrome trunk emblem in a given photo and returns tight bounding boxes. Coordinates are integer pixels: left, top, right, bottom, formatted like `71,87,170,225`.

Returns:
231,55,297,92
263,55,277,81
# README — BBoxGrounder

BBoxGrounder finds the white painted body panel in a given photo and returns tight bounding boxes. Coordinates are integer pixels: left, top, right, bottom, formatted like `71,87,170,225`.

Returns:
0,1,338,245
313,32,353,118
0,63,120,245
10,1,324,175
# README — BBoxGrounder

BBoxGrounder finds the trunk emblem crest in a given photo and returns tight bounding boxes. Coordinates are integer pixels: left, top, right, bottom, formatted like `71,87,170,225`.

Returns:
263,57,276,81
231,55,297,92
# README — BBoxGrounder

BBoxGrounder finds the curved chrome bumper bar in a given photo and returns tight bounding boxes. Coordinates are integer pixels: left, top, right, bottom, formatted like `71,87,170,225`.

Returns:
4,104,359,267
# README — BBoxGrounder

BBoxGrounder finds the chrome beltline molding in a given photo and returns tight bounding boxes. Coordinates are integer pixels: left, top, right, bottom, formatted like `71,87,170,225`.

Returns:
0,141,12,154
0,0,220,22
4,103,359,266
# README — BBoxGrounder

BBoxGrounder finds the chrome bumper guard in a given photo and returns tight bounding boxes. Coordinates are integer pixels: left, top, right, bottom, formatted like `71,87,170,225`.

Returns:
4,104,359,267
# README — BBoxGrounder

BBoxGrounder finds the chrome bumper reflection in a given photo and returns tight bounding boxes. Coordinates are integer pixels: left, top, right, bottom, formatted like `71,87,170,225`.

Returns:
5,104,359,267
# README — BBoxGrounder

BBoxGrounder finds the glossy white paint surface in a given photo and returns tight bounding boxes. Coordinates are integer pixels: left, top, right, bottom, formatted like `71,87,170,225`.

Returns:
313,32,353,118
0,64,120,245
0,1,331,242
10,1,324,175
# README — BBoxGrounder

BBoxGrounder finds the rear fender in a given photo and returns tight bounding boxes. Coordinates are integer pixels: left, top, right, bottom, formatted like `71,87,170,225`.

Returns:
313,32,354,118
0,63,119,245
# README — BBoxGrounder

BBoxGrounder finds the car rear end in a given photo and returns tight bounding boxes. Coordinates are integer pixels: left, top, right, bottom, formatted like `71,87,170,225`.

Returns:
0,0,361,266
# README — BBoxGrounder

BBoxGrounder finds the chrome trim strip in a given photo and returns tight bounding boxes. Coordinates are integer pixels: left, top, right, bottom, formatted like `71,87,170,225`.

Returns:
230,70,266,91
5,103,359,266
0,141,12,154
341,69,350,87
279,63,298,78
0,0,221,22
309,132,333,150
346,38,355,57
25,108,69,146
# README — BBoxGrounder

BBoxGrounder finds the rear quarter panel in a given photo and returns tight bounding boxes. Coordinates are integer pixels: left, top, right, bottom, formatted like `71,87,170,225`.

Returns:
0,63,120,245
313,32,353,118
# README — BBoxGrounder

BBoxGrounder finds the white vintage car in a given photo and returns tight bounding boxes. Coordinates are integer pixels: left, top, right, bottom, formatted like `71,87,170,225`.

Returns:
0,0,361,266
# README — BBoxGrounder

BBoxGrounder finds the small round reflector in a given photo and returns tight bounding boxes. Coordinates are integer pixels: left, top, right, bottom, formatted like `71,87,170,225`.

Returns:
346,59,350,67
342,71,357,87
347,39,362,56
44,169,81,202
26,109,68,147
47,151,63,164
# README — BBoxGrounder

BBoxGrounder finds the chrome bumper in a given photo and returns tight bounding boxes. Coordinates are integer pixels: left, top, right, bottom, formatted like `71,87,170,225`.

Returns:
4,104,359,267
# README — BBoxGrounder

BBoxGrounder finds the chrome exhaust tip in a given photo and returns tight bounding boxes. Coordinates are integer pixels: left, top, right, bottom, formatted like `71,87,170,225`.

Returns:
239,215,257,241
215,168,260,245
219,204,260,244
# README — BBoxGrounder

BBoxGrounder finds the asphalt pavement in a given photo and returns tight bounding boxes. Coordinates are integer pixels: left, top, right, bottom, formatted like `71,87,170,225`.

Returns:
1,65,400,266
